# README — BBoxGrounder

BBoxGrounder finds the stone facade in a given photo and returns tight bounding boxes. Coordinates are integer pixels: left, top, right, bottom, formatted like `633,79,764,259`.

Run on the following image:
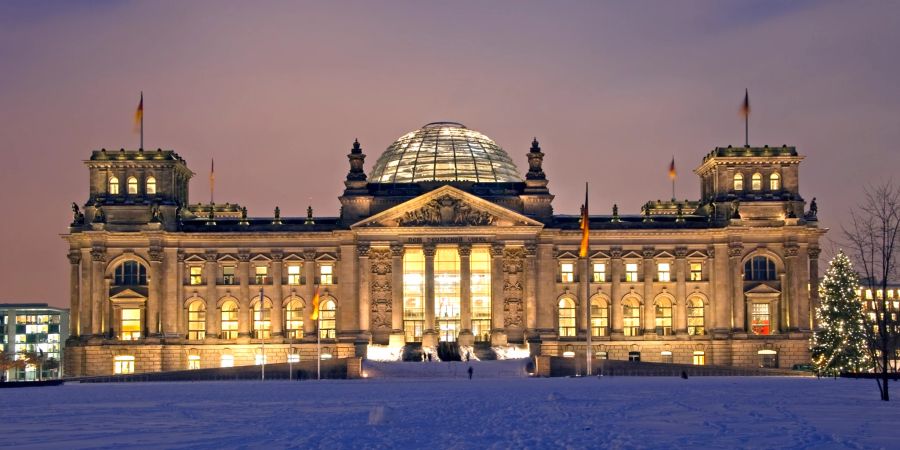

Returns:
63,123,824,376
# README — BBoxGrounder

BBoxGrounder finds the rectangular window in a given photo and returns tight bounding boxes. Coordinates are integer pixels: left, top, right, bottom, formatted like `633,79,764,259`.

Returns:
661,351,673,364
435,247,461,342
625,263,639,282
120,309,141,340
223,266,236,285
287,265,302,285
657,263,671,282
189,266,202,285
114,355,134,374
287,353,300,363
560,262,575,283
470,248,492,343
690,263,702,281
320,264,333,285
188,355,200,370
751,303,771,335
403,249,425,343
693,351,706,366
220,354,234,368
255,266,268,284
592,263,606,282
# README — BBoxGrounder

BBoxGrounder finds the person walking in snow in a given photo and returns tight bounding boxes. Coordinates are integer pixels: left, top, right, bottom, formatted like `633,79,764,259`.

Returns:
468,366,474,380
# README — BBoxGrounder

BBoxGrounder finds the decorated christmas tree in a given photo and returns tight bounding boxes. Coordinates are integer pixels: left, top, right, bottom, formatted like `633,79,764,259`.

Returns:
810,251,871,375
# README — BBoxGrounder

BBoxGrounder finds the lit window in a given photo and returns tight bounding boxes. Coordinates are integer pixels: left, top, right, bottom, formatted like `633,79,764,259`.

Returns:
319,299,336,339
470,248,492,343
623,298,641,336
758,349,778,368
287,265,302,285
733,173,744,191
592,263,606,282
751,303,771,335
127,176,138,194
220,354,234,368
687,298,705,336
255,353,267,365
403,248,425,343
252,299,272,339
189,266,202,285
146,176,157,195
769,173,780,190
590,298,608,337
751,173,762,191
657,263,671,282
284,299,304,339
287,353,300,363
188,355,200,370
744,256,777,281
560,262,575,283
558,298,576,337
320,264,334,285
120,308,141,340
113,355,134,374
223,266,236,285
114,261,147,285
435,247,461,343
661,350,673,364
693,351,706,365
655,299,673,336
220,301,238,339
187,301,206,340
690,263,702,281
255,266,268,284
109,176,120,194
625,263,639,282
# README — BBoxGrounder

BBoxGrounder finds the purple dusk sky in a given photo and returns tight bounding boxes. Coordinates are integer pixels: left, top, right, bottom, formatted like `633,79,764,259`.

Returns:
1,1,898,307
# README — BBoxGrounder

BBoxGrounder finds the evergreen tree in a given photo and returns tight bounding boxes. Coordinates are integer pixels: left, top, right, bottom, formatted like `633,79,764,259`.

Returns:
810,251,871,376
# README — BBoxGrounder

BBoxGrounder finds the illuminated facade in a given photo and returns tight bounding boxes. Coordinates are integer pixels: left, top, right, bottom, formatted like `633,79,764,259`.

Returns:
0,303,69,380
63,122,824,376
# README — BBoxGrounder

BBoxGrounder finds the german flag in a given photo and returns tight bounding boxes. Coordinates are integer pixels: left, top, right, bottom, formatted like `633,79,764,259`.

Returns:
310,285,321,321
668,157,676,180
579,183,589,258
740,88,750,119
134,92,143,133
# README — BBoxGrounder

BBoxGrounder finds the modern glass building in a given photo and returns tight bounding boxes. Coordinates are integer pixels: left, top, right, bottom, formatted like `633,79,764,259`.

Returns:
0,303,69,381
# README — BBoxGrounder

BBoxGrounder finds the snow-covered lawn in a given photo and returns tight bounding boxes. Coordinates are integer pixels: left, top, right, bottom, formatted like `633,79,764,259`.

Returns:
1,376,896,449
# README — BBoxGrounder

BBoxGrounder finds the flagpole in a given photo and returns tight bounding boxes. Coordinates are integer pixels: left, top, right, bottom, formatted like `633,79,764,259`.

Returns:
584,182,592,377
140,91,144,150
317,321,321,381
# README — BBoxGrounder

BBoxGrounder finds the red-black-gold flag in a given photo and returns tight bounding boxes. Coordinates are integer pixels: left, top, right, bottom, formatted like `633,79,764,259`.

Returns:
579,184,589,258
133,93,143,133
668,157,677,180
310,286,322,321
740,88,750,118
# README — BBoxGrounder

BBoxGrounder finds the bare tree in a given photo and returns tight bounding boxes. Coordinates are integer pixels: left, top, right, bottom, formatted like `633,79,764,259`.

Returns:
844,181,900,401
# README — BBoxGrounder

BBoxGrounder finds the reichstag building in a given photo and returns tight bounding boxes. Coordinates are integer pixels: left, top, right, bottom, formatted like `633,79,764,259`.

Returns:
63,121,824,376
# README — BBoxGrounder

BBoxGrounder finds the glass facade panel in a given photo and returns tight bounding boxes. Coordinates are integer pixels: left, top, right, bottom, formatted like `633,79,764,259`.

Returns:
470,248,491,342
403,248,425,342
435,247,460,342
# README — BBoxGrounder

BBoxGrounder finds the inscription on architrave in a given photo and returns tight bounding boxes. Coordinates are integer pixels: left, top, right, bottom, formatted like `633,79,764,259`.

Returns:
369,248,392,330
502,247,525,328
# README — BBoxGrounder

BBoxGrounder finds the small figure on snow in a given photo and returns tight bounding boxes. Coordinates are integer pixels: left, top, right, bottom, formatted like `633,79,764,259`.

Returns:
468,366,474,380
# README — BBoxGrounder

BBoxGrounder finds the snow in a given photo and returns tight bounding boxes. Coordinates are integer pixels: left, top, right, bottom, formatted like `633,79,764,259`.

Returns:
1,375,897,449
365,345,403,362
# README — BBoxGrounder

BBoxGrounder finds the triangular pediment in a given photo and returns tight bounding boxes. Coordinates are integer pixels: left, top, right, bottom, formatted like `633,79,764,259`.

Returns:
590,250,610,259
109,288,147,300
184,254,206,263
217,254,238,263
745,283,781,295
655,251,675,259
557,250,579,259
687,250,708,259
351,185,544,229
622,251,643,259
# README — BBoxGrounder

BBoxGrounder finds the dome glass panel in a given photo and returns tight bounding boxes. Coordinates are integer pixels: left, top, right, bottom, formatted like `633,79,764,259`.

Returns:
368,122,523,183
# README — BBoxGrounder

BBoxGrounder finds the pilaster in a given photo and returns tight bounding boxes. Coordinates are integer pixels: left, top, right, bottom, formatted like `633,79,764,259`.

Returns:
389,244,404,345
423,244,437,341
674,247,688,334
458,244,473,344
204,251,218,338
357,243,371,340
642,247,655,335
271,251,284,337
238,250,251,337
610,246,623,335
68,250,81,336
728,242,744,332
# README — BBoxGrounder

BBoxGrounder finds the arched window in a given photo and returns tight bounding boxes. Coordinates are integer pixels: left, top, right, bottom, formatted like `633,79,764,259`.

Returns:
127,176,138,194
623,298,641,336
769,173,780,190
109,176,120,195
220,301,238,339
114,261,147,285
319,299,336,339
687,298,705,335
744,256,777,281
751,173,762,191
146,176,157,195
655,298,673,336
558,298,576,337
733,173,744,191
590,298,608,337
187,301,206,340
252,299,272,339
284,299,304,339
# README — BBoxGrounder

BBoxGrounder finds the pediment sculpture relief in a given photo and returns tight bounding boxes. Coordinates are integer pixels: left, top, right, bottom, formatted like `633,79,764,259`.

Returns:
396,195,495,226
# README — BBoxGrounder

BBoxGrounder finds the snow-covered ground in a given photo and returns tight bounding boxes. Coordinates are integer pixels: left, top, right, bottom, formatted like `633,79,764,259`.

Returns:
1,376,896,449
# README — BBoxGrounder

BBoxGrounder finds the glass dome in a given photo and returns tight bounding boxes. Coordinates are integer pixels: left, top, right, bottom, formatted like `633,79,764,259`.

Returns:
368,122,523,183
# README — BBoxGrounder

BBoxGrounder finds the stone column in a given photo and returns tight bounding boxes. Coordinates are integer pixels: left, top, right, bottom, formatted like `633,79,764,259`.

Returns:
271,251,284,337
808,245,821,330
147,246,164,336
90,247,105,337
175,251,185,335
238,250,251,337
674,247,688,334
390,244,404,344
535,243,555,332
357,244,371,338
728,243,744,332
524,243,538,334
204,251,218,338
303,250,317,338
642,247,656,335
80,248,92,336
610,247,623,334
490,243,505,338
423,244,437,337
458,244,472,342
68,250,81,336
